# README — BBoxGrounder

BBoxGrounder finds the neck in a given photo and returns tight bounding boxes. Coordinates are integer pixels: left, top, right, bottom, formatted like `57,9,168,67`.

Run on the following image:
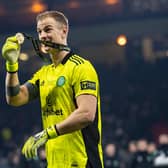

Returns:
50,50,69,67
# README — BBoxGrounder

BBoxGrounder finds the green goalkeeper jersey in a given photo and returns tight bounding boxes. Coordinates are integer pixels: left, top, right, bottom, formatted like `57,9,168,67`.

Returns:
27,52,104,168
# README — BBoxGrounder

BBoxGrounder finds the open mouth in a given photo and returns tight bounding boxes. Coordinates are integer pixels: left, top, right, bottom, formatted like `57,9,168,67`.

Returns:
40,43,51,53
39,39,52,52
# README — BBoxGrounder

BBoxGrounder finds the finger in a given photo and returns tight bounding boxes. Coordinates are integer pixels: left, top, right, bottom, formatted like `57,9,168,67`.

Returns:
28,142,37,159
6,36,18,43
27,146,33,159
26,137,35,159
22,137,34,159
4,42,19,52
2,41,20,59
31,147,38,159
22,137,32,154
6,33,24,45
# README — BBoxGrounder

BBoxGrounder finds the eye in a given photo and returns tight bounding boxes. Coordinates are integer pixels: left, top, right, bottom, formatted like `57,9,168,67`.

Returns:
44,27,52,33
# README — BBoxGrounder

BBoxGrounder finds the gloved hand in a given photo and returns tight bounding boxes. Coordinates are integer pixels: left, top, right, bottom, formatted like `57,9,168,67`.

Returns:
22,125,59,159
2,35,21,72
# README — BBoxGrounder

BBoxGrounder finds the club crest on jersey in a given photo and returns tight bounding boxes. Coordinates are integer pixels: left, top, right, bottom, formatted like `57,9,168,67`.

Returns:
57,76,66,86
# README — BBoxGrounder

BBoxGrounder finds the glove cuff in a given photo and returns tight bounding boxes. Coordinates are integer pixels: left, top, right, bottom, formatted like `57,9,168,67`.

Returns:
6,61,18,73
46,125,59,139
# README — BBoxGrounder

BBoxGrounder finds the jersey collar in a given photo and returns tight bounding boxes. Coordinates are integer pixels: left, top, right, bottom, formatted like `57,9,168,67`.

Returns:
61,51,74,65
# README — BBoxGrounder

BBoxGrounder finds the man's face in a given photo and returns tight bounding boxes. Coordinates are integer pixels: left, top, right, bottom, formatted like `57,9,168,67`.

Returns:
37,17,67,53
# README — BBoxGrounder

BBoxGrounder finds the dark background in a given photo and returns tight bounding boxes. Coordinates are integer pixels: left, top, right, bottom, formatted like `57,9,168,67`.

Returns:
0,0,168,167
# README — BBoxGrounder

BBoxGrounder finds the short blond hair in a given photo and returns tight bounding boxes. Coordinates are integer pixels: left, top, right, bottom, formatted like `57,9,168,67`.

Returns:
36,11,69,27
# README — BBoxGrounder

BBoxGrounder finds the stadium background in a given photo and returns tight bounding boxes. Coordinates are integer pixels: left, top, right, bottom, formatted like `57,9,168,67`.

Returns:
0,0,168,167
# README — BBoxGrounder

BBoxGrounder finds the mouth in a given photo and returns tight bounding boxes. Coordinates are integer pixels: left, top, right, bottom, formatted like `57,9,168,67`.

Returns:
40,43,51,54
40,39,52,52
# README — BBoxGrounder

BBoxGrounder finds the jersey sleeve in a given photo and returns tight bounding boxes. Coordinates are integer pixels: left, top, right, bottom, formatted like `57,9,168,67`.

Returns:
24,69,41,101
27,69,41,85
72,61,99,98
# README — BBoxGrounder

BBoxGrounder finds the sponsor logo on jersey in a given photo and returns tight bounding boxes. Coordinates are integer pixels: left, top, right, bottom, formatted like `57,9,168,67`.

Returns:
43,94,63,116
80,81,96,90
43,109,63,116
57,76,66,86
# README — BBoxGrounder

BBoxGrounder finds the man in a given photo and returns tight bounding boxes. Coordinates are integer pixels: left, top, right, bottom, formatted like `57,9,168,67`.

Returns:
130,139,151,168
2,11,104,168
104,143,121,168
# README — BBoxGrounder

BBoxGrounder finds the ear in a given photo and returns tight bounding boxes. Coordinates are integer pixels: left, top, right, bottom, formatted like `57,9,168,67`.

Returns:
61,25,68,40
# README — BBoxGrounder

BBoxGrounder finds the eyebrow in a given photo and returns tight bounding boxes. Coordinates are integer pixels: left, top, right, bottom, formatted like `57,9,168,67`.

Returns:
37,24,53,32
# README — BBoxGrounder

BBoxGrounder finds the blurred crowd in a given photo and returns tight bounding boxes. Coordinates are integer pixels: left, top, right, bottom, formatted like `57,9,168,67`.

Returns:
0,128,168,168
104,134,168,168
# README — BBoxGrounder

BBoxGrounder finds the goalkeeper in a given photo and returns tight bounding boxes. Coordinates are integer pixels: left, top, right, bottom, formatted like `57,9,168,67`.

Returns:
2,11,104,168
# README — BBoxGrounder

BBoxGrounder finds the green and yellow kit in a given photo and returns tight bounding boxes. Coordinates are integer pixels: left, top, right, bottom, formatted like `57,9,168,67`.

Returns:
26,52,104,168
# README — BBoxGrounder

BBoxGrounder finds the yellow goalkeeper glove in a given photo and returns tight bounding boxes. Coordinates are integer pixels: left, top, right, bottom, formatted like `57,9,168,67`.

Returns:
2,35,21,72
22,125,59,159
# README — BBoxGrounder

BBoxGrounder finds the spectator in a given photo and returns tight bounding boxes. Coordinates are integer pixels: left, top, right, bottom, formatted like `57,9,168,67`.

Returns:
127,140,137,168
147,142,157,168
130,139,151,168
104,143,121,168
153,134,168,168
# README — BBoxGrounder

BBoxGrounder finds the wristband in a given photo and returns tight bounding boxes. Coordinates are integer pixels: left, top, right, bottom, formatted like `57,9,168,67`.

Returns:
6,62,18,73
46,125,60,139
